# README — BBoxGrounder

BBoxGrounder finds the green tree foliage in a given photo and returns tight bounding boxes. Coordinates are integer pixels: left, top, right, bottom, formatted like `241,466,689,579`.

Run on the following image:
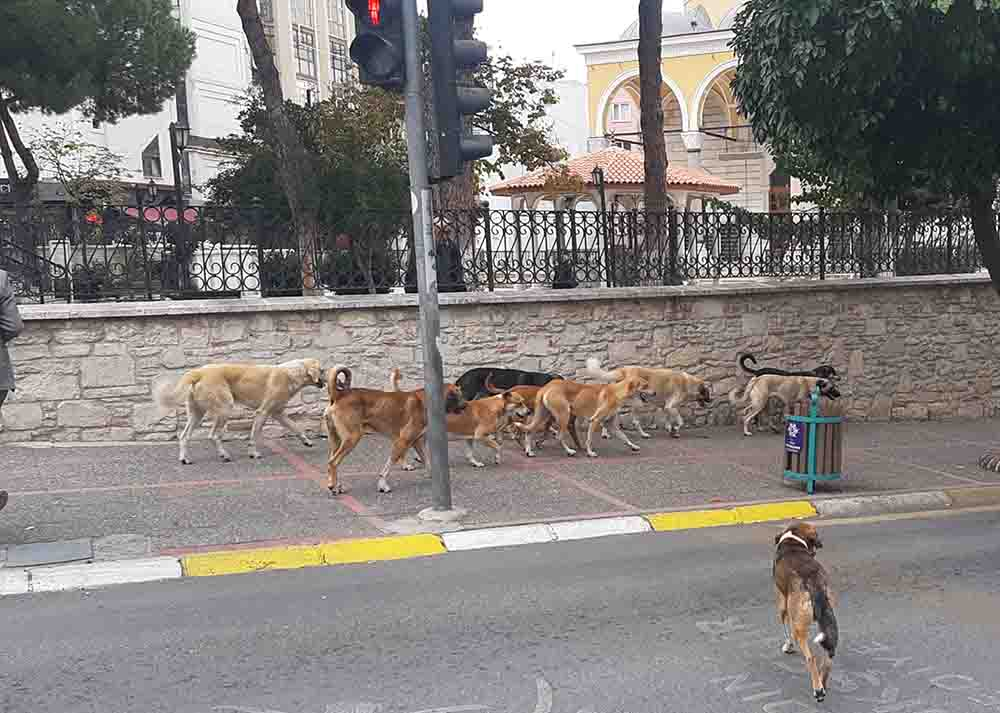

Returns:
730,0,1000,287
0,0,195,201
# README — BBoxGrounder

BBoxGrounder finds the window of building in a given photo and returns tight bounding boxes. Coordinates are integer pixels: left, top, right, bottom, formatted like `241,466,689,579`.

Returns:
327,0,347,39
259,0,274,22
293,26,317,79
291,0,315,27
611,102,631,122
329,37,350,85
141,137,162,178
297,79,318,105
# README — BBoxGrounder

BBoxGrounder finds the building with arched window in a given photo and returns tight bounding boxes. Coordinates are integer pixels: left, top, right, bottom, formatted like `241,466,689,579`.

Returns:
576,1,797,214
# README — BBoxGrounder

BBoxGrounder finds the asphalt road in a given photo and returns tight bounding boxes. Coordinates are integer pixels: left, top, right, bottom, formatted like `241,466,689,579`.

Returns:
2,510,999,713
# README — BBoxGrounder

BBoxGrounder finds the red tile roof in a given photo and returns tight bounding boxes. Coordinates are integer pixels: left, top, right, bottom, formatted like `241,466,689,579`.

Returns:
489,146,741,196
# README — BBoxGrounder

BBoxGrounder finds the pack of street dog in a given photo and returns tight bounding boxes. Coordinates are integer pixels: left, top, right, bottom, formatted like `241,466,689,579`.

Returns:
152,350,843,702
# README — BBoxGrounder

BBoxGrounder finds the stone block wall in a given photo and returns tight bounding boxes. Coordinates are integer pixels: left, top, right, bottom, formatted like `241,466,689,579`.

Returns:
2,275,998,443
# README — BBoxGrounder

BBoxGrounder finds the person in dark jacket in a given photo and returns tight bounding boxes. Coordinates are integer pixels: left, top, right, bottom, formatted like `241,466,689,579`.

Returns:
0,267,24,511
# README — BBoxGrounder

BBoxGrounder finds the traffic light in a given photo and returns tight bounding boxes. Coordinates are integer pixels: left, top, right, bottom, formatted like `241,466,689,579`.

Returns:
428,0,494,181
346,0,405,92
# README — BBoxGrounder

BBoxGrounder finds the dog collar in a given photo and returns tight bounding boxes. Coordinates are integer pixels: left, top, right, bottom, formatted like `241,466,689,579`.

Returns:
778,531,810,550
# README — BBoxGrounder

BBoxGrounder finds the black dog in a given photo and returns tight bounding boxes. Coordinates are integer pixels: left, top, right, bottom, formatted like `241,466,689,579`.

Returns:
739,353,839,381
455,367,562,401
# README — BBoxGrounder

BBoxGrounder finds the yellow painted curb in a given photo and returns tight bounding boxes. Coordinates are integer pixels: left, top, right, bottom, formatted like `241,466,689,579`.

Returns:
734,501,816,524
319,534,446,565
182,545,324,577
646,501,816,533
182,535,446,578
646,509,737,531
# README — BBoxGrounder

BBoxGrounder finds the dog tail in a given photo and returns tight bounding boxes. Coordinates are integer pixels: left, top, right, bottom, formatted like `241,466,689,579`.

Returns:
584,357,624,383
811,588,839,658
388,368,402,391
327,365,353,404
484,372,506,395
738,352,761,376
153,371,200,417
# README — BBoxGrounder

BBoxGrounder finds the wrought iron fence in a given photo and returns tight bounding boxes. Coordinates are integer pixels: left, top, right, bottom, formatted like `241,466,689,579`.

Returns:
0,205,986,303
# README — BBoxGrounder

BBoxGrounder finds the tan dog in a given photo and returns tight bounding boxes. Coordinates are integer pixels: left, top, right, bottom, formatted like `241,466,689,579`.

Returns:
773,522,838,703
729,375,841,437
323,366,467,495
518,376,653,458
483,375,583,456
153,358,325,465
584,358,712,440
389,369,532,467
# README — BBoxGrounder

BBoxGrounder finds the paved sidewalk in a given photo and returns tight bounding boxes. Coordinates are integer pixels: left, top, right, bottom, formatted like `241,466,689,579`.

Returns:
2,418,1000,562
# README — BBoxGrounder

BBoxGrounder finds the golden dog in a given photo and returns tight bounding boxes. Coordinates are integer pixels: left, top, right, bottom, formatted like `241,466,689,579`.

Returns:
483,375,583,456
389,369,532,468
154,358,325,464
323,366,467,495
584,358,712,439
517,376,653,457
729,375,841,437
773,522,839,702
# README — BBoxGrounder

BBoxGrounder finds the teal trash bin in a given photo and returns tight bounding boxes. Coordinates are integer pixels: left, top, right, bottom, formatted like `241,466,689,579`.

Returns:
783,386,844,494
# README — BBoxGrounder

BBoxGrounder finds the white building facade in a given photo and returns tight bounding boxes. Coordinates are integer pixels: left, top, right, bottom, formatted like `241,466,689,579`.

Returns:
1,0,355,204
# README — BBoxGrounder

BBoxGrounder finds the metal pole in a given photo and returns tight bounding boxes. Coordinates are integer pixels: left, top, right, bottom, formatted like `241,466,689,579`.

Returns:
402,0,453,514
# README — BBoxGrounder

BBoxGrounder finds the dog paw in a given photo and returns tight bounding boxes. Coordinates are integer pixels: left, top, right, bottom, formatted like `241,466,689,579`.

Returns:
402,463,416,472
671,430,681,439
564,448,578,457
601,431,611,440
220,453,233,462
640,433,652,440
814,688,826,703
782,641,795,655
247,451,260,460
180,457,192,465
586,450,598,458
302,439,314,448
377,480,392,494
525,451,536,458
328,485,345,496
630,445,641,452
470,461,486,469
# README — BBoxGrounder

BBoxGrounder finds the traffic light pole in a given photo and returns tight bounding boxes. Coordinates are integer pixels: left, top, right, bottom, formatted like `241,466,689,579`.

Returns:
401,0,456,516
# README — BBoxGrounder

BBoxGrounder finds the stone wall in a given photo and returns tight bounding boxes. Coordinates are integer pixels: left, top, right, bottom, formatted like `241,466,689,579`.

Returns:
2,275,998,443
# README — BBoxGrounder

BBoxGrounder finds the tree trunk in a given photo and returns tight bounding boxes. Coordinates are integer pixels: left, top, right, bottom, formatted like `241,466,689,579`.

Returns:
969,185,1000,295
236,0,321,294
638,0,668,215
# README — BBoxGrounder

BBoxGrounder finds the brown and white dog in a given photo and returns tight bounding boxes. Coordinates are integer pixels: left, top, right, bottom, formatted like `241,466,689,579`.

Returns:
517,376,653,457
773,522,839,702
729,375,841,437
323,366,466,495
584,358,713,439
153,358,326,464
388,369,532,468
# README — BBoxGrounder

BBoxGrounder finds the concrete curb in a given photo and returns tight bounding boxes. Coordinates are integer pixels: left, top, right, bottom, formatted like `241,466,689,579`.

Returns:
3,485,999,598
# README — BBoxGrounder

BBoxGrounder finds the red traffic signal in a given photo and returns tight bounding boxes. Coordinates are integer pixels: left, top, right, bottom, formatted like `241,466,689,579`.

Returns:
368,0,381,25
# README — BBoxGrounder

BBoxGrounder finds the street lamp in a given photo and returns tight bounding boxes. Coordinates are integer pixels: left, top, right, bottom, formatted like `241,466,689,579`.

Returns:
590,165,607,213
168,121,190,210
168,121,191,293
591,165,612,287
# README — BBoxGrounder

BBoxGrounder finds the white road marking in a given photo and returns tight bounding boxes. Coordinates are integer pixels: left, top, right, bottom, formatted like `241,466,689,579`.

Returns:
532,678,553,713
0,568,29,596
